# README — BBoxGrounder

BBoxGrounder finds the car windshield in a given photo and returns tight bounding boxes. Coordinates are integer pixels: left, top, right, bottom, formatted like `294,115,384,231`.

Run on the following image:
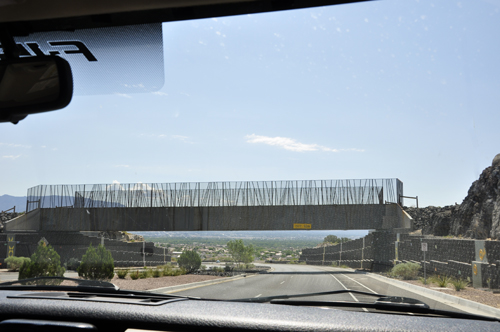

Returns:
1,0,499,320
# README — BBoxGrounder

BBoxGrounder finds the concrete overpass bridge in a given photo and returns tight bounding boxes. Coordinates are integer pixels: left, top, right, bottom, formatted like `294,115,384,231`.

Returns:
5,179,412,232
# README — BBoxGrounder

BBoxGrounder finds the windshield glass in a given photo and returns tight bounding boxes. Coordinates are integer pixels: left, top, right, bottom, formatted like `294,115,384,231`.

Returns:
1,0,499,319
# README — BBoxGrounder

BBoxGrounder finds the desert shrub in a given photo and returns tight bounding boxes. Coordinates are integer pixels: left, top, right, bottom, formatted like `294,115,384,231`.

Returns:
450,278,469,291
152,268,162,278
5,256,30,271
432,275,452,287
116,269,129,279
177,250,201,273
162,265,172,276
419,277,429,285
77,244,114,280
391,262,420,280
212,267,224,273
139,270,148,279
130,270,140,280
19,243,65,285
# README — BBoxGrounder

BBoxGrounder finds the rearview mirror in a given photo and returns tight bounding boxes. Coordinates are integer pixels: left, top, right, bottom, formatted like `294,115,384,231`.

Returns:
0,56,73,124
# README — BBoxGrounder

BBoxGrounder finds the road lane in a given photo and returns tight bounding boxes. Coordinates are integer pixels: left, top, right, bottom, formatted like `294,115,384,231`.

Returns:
170,263,355,302
169,264,468,314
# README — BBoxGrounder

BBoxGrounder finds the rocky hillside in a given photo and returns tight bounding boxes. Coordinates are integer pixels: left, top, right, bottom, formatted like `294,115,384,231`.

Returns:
404,153,500,240
404,205,456,236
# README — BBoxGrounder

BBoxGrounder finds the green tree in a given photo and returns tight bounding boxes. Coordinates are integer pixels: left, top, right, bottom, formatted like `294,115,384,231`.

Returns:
323,235,351,245
5,256,30,271
19,242,65,285
323,235,339,244
77,244,115,280
227,240,254,264
177,250,201,273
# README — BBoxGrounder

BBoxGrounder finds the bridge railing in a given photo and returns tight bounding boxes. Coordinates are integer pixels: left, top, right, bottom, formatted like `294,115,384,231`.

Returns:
26,179,403,212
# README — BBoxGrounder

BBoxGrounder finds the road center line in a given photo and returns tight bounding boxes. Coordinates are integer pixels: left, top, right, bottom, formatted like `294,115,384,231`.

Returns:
280,281,285,284
330,274,368,312
255,294,262,298
340,274,377,293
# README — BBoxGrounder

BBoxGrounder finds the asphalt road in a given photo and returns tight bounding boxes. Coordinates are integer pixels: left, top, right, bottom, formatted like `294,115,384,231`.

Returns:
170,264,465,314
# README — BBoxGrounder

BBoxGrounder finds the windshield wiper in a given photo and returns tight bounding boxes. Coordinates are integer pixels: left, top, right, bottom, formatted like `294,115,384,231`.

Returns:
230,289,387,303
246,292,500,323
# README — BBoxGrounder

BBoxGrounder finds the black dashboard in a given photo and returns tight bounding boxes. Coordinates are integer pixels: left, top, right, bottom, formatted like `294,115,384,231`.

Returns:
0,290,498,332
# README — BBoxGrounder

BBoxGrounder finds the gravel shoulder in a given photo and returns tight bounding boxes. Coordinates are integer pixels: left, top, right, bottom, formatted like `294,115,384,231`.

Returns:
393,278,500,309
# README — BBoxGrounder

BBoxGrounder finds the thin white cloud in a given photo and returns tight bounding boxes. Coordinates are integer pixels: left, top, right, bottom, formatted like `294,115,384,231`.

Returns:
172,135,189,141
152,91,168,96
139,133,167,139
245,134,364,153
132,182,154,191
114,165,130,168
172,135,194,144
138,133,193,143
122,83,145,89
115,93,132,99
3,155,21,160
0,142,31,149
106,180,124,191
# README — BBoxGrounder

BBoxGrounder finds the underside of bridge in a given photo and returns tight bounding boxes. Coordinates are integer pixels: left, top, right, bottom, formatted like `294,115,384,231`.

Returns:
5,179,412,232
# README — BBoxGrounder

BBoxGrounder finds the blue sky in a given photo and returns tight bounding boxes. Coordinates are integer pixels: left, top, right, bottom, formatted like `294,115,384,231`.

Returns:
1,0,499,208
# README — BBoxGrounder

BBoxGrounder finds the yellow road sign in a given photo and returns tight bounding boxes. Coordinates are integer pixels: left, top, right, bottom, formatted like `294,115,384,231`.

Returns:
293,223,311,229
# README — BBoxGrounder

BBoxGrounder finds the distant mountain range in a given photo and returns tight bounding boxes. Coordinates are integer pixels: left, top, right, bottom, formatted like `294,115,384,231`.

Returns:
0,195,27,212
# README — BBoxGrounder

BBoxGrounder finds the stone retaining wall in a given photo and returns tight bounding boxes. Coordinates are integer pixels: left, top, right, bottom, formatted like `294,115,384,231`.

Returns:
0,232,170,268
299,232,500,288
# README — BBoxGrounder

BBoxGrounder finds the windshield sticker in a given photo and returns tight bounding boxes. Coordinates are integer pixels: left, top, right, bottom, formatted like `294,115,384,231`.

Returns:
8,24,164,95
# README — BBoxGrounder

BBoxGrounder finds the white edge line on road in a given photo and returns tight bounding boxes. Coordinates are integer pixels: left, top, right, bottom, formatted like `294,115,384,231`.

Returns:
330,274,368,312
366,272,500,319
280,281,285,284
306,265,500,318
255,294,262,298
340,273,416,316
340,273,377,294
